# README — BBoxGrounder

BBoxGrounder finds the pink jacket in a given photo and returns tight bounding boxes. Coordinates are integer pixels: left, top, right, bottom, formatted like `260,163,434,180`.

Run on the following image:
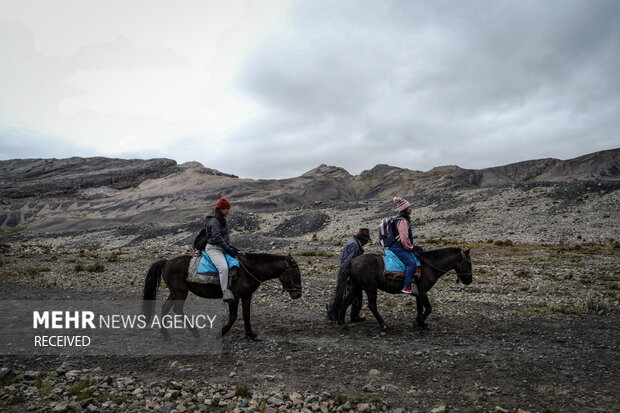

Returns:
396,219,413,251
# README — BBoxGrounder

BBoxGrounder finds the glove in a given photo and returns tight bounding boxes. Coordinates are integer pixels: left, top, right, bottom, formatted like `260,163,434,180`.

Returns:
226,246,239,258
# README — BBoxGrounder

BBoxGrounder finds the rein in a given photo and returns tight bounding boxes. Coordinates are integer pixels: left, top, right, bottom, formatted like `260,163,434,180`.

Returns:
237,258,301,293
419,250,472,279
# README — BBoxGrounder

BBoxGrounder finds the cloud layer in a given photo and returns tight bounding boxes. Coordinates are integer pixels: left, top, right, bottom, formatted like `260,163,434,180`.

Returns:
1,0,618,178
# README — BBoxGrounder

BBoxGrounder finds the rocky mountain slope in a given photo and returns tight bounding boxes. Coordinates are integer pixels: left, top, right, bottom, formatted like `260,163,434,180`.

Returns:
0,157,180,198
0,149,618,247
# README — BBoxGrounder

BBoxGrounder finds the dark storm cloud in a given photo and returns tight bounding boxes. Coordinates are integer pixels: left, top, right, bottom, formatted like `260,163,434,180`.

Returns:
225,0,620,178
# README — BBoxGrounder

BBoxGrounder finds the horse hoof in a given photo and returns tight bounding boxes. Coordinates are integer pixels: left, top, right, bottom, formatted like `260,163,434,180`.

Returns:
381,324,388,331
246,333,261,342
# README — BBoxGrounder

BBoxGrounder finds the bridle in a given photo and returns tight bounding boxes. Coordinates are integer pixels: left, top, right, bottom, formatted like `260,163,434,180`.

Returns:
419,249,472,280
238,258,302,293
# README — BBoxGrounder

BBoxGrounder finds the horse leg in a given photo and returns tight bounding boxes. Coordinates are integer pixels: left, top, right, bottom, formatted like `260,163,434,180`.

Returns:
414,295,425,328
241,295,260,341
171,291,200,338
160,294,174,340
338,284,360,325
350,288,365,322
222,299,239,336
366,288,387,330
420,292,432,325
415,292,431,329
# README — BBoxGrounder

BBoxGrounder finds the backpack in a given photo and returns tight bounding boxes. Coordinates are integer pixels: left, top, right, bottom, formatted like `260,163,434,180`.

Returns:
378,216,401,248
193,228,208,251
192,215,214,251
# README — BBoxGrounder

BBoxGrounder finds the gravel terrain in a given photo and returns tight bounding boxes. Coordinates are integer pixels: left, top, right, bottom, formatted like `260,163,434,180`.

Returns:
1,228,619,412
1,181,620,412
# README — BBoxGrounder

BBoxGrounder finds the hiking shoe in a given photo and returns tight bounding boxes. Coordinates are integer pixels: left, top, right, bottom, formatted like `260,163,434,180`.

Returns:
401,286,413,294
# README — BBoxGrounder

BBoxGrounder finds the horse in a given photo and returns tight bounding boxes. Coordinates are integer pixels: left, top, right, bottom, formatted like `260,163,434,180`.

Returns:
142,252,302,341
328,247,473,330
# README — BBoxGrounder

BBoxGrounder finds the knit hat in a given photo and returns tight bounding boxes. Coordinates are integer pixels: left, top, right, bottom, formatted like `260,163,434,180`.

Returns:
355,228,371,241
393,196,411,211
215,197,231,209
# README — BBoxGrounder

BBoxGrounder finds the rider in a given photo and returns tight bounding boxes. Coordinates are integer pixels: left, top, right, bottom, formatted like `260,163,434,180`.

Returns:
203,197,239,303
339,228,371,322
389,197,421,296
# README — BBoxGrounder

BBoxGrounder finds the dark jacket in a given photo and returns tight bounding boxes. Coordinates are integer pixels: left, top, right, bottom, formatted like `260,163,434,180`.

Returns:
339,237,364,266
204,209,230,250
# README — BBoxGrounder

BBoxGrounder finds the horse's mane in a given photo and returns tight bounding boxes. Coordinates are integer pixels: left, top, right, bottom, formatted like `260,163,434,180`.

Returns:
421,247,461,259
242,253,286,263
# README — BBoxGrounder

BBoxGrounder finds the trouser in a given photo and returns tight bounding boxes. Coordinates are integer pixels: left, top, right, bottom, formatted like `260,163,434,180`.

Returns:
205,244,229,293
390,244,421,287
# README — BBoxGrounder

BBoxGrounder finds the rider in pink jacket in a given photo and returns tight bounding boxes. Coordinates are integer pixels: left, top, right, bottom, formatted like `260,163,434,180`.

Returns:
389,197,421,295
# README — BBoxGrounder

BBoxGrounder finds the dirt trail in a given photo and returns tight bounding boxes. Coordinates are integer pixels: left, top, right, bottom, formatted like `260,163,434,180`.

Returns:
1,242,619,412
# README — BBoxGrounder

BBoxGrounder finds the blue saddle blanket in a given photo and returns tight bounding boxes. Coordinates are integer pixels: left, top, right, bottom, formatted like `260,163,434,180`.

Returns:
198,251,240,274
383,249,406,273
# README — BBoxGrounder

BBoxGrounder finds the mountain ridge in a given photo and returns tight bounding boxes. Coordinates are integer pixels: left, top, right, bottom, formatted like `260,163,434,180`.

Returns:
0,149,618,201
0,148,618,232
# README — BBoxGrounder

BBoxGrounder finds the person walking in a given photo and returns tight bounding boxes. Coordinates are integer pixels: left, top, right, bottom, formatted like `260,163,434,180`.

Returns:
339,228,371,322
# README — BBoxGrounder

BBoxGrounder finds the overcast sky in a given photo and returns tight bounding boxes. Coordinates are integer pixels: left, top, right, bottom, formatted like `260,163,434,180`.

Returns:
1,0,618,178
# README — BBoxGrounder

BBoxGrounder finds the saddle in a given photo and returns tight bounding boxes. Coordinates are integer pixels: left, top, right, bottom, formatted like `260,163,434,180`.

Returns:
383,249,405,280
187,252,239,285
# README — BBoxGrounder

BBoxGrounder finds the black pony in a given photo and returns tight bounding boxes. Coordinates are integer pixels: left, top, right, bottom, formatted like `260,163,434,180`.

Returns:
328,247,473,330
142,253,302,341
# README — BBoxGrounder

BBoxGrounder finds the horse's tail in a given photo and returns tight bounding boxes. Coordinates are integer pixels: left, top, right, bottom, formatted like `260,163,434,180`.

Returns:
142,259,167,322
327,260,353,321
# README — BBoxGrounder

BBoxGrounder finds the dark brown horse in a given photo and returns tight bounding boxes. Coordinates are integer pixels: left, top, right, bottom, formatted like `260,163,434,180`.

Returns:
142,253,302,341
328,247,473,330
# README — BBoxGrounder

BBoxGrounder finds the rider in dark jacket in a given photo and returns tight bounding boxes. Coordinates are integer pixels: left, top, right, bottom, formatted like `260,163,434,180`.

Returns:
204,197,239,303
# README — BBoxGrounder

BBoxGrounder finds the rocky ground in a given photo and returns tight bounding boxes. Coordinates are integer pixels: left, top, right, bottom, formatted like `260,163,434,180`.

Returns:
1,181,620,412
1,228,619,412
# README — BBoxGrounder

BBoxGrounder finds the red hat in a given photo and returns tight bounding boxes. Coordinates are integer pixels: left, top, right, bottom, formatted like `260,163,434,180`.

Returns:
215,197,231,209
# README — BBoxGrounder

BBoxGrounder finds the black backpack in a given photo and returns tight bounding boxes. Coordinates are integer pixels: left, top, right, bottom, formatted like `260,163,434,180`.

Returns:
193,215,214,251
193,228,208,251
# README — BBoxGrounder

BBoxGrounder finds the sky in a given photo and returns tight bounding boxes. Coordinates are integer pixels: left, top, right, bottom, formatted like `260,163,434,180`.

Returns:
0,0,618,179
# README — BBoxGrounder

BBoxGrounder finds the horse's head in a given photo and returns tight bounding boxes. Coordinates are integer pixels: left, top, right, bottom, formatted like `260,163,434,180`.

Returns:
455,248,473,285
280,254,302,299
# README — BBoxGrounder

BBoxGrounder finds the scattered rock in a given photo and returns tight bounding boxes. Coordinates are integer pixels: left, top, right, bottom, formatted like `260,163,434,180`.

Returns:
357,402,372,412
431,403,448,413
362,383,378,392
